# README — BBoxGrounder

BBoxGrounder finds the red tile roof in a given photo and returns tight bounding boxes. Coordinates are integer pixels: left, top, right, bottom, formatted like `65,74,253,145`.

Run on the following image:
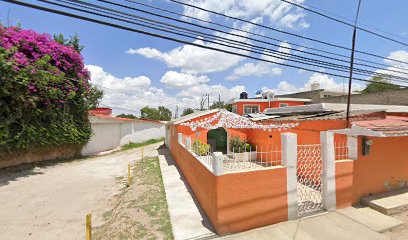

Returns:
352,116,408,136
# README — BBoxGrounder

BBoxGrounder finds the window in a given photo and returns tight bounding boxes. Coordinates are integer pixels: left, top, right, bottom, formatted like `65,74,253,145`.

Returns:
279,103,289,108
243,105,260,114
232,105,238,114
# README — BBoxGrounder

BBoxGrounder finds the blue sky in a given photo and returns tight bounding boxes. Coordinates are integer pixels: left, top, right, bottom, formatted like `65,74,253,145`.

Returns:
1,0,407,115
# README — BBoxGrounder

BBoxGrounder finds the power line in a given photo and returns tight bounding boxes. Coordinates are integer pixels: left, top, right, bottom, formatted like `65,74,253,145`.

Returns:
168,0,408,66
53,0,408,83
97,0,408,76
279,0,408,47
124,0,408,72
3,0,408,87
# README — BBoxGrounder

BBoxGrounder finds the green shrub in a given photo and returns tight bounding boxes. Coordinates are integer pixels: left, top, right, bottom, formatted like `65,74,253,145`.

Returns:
192,140,210,156
230,136,252,153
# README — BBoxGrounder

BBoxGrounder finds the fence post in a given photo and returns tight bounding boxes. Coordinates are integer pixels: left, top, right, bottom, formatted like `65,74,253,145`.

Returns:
212,152,224,176
85,212,92,240
321,131,336,211
177,133,183,144
347,135,358,160
185,137,192,151
281,132,298,220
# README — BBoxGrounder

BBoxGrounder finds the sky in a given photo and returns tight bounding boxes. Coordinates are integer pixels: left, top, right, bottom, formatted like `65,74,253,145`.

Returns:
1,0,408,116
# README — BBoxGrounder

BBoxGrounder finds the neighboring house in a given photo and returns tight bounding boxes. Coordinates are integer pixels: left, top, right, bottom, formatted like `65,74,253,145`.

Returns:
166,105,408,234
229,90,311,115
82,108,165,156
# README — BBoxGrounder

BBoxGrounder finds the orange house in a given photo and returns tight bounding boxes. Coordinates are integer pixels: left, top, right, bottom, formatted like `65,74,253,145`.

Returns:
166,107,408,234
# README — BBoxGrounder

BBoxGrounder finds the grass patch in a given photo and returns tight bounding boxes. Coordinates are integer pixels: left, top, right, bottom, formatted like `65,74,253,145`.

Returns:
93,156,173,240
121,138,165,151
133,157,174,239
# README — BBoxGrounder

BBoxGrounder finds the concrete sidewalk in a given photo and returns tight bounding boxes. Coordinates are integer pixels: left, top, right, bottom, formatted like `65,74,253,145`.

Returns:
158,149,217,240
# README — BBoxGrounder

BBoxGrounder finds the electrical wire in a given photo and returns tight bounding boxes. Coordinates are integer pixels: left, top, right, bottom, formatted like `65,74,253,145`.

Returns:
2,0,407,87
168,0,408,66
50,0,408,83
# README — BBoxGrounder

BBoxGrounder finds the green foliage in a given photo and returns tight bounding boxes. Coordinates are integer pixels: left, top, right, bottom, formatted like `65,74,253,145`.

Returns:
192,140,210,156
121,137,164,151
362,75,400,94
53,33,84,53
0,27,102,154
116,113,138,120
230,135,252,153
209,101,232,111
140,106,172,121
181,107,194,117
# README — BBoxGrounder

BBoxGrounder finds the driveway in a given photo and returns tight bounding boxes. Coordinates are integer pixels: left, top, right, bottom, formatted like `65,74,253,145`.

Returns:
0,142,163,240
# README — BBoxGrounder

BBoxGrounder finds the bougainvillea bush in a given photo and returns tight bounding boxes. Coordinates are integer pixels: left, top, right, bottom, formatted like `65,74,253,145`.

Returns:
0,25,102,153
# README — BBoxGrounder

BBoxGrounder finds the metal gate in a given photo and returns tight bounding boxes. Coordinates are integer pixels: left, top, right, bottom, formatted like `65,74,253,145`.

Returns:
297,144,324,217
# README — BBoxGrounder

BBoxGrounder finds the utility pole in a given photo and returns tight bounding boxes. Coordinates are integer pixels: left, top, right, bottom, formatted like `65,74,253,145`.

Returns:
175,106,178,119
218,94,221,103
346,0,362,125
207,94,210,110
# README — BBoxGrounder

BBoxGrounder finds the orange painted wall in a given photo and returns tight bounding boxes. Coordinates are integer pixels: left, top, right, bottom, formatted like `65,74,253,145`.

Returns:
216,168,288,234
232,100,305,115
169,126,219,229
170,124,289,234
351,136,408,203
335,160,354,208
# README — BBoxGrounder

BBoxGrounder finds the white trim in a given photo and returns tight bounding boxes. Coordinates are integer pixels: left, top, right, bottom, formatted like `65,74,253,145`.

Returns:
231,98,311,103
320,132,336,211
281,133,298,220
173,109,219,124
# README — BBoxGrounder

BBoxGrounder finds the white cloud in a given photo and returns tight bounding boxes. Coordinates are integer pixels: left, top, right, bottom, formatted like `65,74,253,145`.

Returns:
262,73,365,95
182,0,309,30
87,65,245,115
227,42,291,80
160,71,210,88
87,65,151,90
376,50,408,86
127,36,246,74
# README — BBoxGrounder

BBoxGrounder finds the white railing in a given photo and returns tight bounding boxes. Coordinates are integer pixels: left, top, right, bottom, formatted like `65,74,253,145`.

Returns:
223,145,282,174
177,133,217,174
334,141,350,161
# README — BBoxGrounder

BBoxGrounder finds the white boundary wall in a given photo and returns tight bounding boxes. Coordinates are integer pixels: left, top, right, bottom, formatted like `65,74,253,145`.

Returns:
81,116,165,156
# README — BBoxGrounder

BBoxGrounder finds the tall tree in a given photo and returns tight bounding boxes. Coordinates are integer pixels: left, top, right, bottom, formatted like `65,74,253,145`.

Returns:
116,113,138,119
362,76,400,94
181,108,194,116
53,33,84,53
209,101,232,112
140,106,172,121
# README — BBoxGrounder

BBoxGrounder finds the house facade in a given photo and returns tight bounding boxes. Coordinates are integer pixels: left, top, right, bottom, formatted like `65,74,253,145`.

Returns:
166,106,408,234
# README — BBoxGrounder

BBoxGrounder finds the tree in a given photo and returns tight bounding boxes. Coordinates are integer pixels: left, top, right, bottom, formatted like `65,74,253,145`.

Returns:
362,76,400,94
140,106,172,121
116,113,138,119
181,108,195,116
209,101,232,112
53,33,84,53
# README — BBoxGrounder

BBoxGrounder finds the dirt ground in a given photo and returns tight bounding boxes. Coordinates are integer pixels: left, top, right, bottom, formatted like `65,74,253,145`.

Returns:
93,156,173,240
0,142,163,240
384,210,408,240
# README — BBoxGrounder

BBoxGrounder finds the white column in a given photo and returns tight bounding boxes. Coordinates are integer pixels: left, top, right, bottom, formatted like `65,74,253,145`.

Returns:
347,135,358,160
321,131,336,211
212,152,224,176
186,137,192,151
281,133,298,220
177,133,183,145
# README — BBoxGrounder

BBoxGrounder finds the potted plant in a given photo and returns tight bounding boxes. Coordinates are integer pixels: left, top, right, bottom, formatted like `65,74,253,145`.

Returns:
230,136,256,162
